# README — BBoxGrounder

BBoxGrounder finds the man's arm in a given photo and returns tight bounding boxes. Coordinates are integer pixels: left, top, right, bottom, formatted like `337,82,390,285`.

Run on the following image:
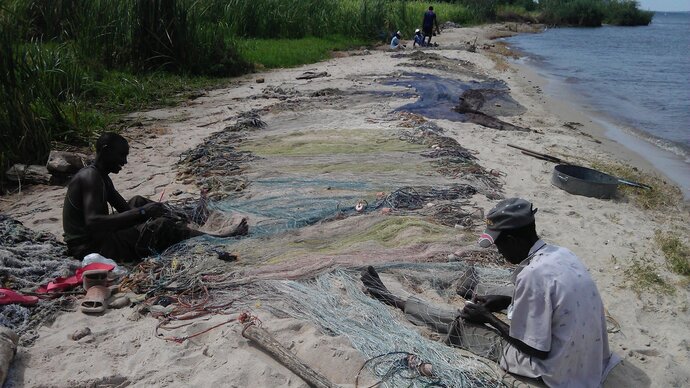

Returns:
485,313,549,359
474,294,512,312
80,170,163,232
460,303,549,360
104,177,131,213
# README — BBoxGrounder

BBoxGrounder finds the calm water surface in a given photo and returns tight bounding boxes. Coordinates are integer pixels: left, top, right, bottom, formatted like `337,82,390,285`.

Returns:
506,12,690,196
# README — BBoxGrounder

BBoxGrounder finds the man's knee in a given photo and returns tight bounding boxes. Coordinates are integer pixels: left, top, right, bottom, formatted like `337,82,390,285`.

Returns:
139,217,191,253
128,195,152,208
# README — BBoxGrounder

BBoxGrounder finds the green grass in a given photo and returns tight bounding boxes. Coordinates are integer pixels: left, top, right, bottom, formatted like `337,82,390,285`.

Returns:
86,71,227,113
624,257,675,296
655,232,690,277
0,0,653,185
237,36,368,69
590,160,682,211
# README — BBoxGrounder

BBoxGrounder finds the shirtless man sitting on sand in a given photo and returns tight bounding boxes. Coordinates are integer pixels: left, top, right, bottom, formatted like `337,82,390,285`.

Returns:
63,132,248,262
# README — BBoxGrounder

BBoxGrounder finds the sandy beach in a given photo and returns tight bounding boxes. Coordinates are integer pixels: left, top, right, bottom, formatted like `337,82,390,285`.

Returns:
1,24,688,387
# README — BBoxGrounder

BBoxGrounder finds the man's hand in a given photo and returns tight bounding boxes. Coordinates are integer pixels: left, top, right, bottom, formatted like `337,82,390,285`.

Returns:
141,202,166,218
459,302,492,325
473,295,512,312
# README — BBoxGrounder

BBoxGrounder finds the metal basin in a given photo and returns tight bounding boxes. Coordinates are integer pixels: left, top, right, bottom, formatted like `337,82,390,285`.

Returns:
551,164,619,199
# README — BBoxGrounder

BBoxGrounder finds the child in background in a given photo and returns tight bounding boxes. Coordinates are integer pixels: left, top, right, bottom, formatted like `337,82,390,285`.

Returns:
413,28,425,47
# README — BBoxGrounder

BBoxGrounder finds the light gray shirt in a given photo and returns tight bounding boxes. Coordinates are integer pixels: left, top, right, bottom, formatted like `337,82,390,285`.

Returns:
500,240,620,387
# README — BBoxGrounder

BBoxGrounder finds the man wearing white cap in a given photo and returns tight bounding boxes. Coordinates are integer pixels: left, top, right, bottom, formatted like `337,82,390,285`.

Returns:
362,198,619,387
413,28,425,47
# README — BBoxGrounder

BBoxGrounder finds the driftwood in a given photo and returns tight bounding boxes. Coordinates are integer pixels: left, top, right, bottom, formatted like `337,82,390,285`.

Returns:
0,326,18,385
242,324,336,388
507,144,566,164
296,71,330,80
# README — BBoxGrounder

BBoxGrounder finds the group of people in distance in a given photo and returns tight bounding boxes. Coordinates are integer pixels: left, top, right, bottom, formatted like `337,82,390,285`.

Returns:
391,6,440,49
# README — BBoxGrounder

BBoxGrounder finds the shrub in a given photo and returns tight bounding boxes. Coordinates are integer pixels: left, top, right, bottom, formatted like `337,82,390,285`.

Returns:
540,0,605,26
0,31,78,184
496,4,540,23
604,0,653,26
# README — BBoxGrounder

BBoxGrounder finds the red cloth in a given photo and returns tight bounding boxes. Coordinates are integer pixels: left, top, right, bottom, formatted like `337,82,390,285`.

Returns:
0,288,39,305
36,263,114,293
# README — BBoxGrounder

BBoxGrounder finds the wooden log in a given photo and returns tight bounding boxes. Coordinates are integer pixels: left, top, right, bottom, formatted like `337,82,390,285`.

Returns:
0,326,18,385
242,324,337,388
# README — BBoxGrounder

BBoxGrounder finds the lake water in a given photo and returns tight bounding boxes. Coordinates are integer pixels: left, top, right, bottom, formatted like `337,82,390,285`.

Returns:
505,12,690,197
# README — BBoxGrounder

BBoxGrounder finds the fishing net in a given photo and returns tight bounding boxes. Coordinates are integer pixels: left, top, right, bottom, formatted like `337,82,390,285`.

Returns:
257,263,517,387
120,241,517,386
0,215,79,345
177,111,265,199
186,110,502,243
396,51,484,80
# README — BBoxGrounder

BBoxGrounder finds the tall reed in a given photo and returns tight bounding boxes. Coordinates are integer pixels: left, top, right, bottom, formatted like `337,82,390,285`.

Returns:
0,0,652,185
0,29,76,184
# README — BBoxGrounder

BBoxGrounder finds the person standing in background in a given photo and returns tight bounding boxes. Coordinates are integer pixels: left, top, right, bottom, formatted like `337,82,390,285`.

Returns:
422,6,440,46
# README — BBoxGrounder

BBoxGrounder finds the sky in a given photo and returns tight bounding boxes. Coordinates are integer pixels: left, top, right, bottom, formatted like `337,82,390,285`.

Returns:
637,0,690,12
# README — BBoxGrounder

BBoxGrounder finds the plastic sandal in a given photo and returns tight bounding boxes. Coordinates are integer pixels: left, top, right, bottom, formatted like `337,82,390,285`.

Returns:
36,262,115,293
82,269,110,290
80,285,111,314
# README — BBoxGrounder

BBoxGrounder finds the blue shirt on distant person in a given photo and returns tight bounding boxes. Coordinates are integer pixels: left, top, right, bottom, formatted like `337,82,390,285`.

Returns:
391,32,403,49
414,31,425,47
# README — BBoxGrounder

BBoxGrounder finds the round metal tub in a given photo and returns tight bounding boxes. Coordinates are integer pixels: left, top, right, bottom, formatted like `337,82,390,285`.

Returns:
551,164,619,199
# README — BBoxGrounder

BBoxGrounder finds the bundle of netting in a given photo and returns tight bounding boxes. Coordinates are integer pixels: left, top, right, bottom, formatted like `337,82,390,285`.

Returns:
177,112,264,199
398,122,504,197
0,215,79,345
263,264,514,388
375,186,477,211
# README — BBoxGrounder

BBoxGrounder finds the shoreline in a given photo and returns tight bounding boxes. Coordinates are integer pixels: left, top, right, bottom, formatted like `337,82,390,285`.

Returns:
510,61,688,202
1,23,688,387
501,28,689,200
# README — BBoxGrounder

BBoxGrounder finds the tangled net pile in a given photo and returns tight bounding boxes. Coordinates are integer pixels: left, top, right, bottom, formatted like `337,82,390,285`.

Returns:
120,249,516,386
376,185,476,211
177,112,265,199
399,119,503,199
259,262,515,387
0,215,79,345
